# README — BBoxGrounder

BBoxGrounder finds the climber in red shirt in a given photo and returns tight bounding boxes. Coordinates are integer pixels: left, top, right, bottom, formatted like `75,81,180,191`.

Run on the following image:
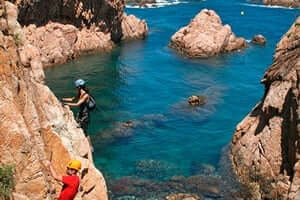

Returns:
44,159,81,200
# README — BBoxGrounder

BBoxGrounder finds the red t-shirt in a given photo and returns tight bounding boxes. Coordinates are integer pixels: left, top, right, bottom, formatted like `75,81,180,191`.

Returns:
58,175,80,200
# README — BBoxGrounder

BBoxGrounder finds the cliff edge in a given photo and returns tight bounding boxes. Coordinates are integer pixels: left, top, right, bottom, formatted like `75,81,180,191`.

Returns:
0,1,107,199
230,17,300,199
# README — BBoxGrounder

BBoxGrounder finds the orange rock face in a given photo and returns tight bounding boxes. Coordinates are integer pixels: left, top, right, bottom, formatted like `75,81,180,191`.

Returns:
23,22,114,67
0,2,108,200
169,9,247,58
230,17,300,200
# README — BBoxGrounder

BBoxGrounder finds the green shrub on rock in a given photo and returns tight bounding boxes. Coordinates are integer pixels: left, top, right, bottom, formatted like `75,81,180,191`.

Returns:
0,165,15,200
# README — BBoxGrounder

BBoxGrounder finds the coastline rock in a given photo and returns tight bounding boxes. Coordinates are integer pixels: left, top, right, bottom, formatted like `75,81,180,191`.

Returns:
0,2,107,200
188,96,207,106
251,34,266,45
263,0,300,7
12,0,124,42
23,22,114,66
8,0,148,67
230,17,300,199
170,9,247,58
121,13,148,41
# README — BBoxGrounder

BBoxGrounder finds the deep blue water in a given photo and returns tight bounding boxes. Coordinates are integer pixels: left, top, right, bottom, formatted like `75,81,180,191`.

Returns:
45,0,299,196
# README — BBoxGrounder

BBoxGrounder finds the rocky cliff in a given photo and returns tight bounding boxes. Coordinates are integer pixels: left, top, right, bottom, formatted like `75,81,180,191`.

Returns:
0,1,108,199
230,17,300,200
5,0,148,67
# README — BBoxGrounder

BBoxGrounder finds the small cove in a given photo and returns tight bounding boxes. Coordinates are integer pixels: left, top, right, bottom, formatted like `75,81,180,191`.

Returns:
45,1,299,198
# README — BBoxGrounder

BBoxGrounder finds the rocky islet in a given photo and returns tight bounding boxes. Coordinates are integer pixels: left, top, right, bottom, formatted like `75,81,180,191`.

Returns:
170,9,247,58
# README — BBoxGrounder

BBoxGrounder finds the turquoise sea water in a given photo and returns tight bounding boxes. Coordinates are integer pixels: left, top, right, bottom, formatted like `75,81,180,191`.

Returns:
45,0,299,198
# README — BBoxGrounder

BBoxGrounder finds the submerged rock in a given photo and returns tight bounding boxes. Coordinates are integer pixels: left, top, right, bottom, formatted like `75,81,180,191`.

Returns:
188,96,207,106
165,193,201,200
170,9,247,58
190,162,216,175
135,160,178,180
230,17,300,199
251,34,266,45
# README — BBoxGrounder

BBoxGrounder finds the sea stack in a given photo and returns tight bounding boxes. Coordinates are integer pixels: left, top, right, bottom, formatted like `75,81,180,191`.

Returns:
170,9,247,58
230,17,300,199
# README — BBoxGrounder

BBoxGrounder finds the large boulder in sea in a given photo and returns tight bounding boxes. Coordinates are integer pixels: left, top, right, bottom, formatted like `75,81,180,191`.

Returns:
230,17,300,199
170,9,247,58
121,13,148,41
263,0,300,8
0,2,107,200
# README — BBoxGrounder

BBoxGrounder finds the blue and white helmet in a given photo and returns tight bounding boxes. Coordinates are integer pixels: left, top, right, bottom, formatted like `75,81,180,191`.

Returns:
75,79,86,87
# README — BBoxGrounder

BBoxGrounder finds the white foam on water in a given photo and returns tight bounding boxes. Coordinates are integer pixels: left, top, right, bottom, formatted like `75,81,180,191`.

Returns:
240,3,299,10
126,0,187,9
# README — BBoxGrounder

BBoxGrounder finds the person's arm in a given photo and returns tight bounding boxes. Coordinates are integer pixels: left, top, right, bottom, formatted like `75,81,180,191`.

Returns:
65,94,88,107
62,97,75,102
43,160,63,182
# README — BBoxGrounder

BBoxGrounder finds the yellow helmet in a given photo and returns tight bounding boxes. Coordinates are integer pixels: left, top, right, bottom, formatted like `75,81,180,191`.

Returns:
67,160,81,171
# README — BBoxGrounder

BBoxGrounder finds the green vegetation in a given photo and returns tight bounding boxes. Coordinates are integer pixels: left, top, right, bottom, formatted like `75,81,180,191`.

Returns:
13,33,24,47
0,165,15,200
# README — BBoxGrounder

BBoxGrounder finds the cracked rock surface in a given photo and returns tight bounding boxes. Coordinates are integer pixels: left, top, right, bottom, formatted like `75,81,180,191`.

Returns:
230,17,300,200
0,1,107,199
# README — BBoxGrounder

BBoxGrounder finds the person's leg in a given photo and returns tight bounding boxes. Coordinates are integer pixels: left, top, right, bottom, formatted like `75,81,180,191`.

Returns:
81,112,93,152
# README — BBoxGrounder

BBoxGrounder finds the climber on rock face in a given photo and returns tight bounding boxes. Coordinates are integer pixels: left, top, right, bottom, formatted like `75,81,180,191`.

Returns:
62,79,96,151
43,159,81,200
62,79,91,134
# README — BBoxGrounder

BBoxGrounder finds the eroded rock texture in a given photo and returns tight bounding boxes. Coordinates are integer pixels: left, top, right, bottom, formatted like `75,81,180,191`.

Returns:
230,17,300,199
263,0,300,8
169,9,247,58
0,1,107,199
